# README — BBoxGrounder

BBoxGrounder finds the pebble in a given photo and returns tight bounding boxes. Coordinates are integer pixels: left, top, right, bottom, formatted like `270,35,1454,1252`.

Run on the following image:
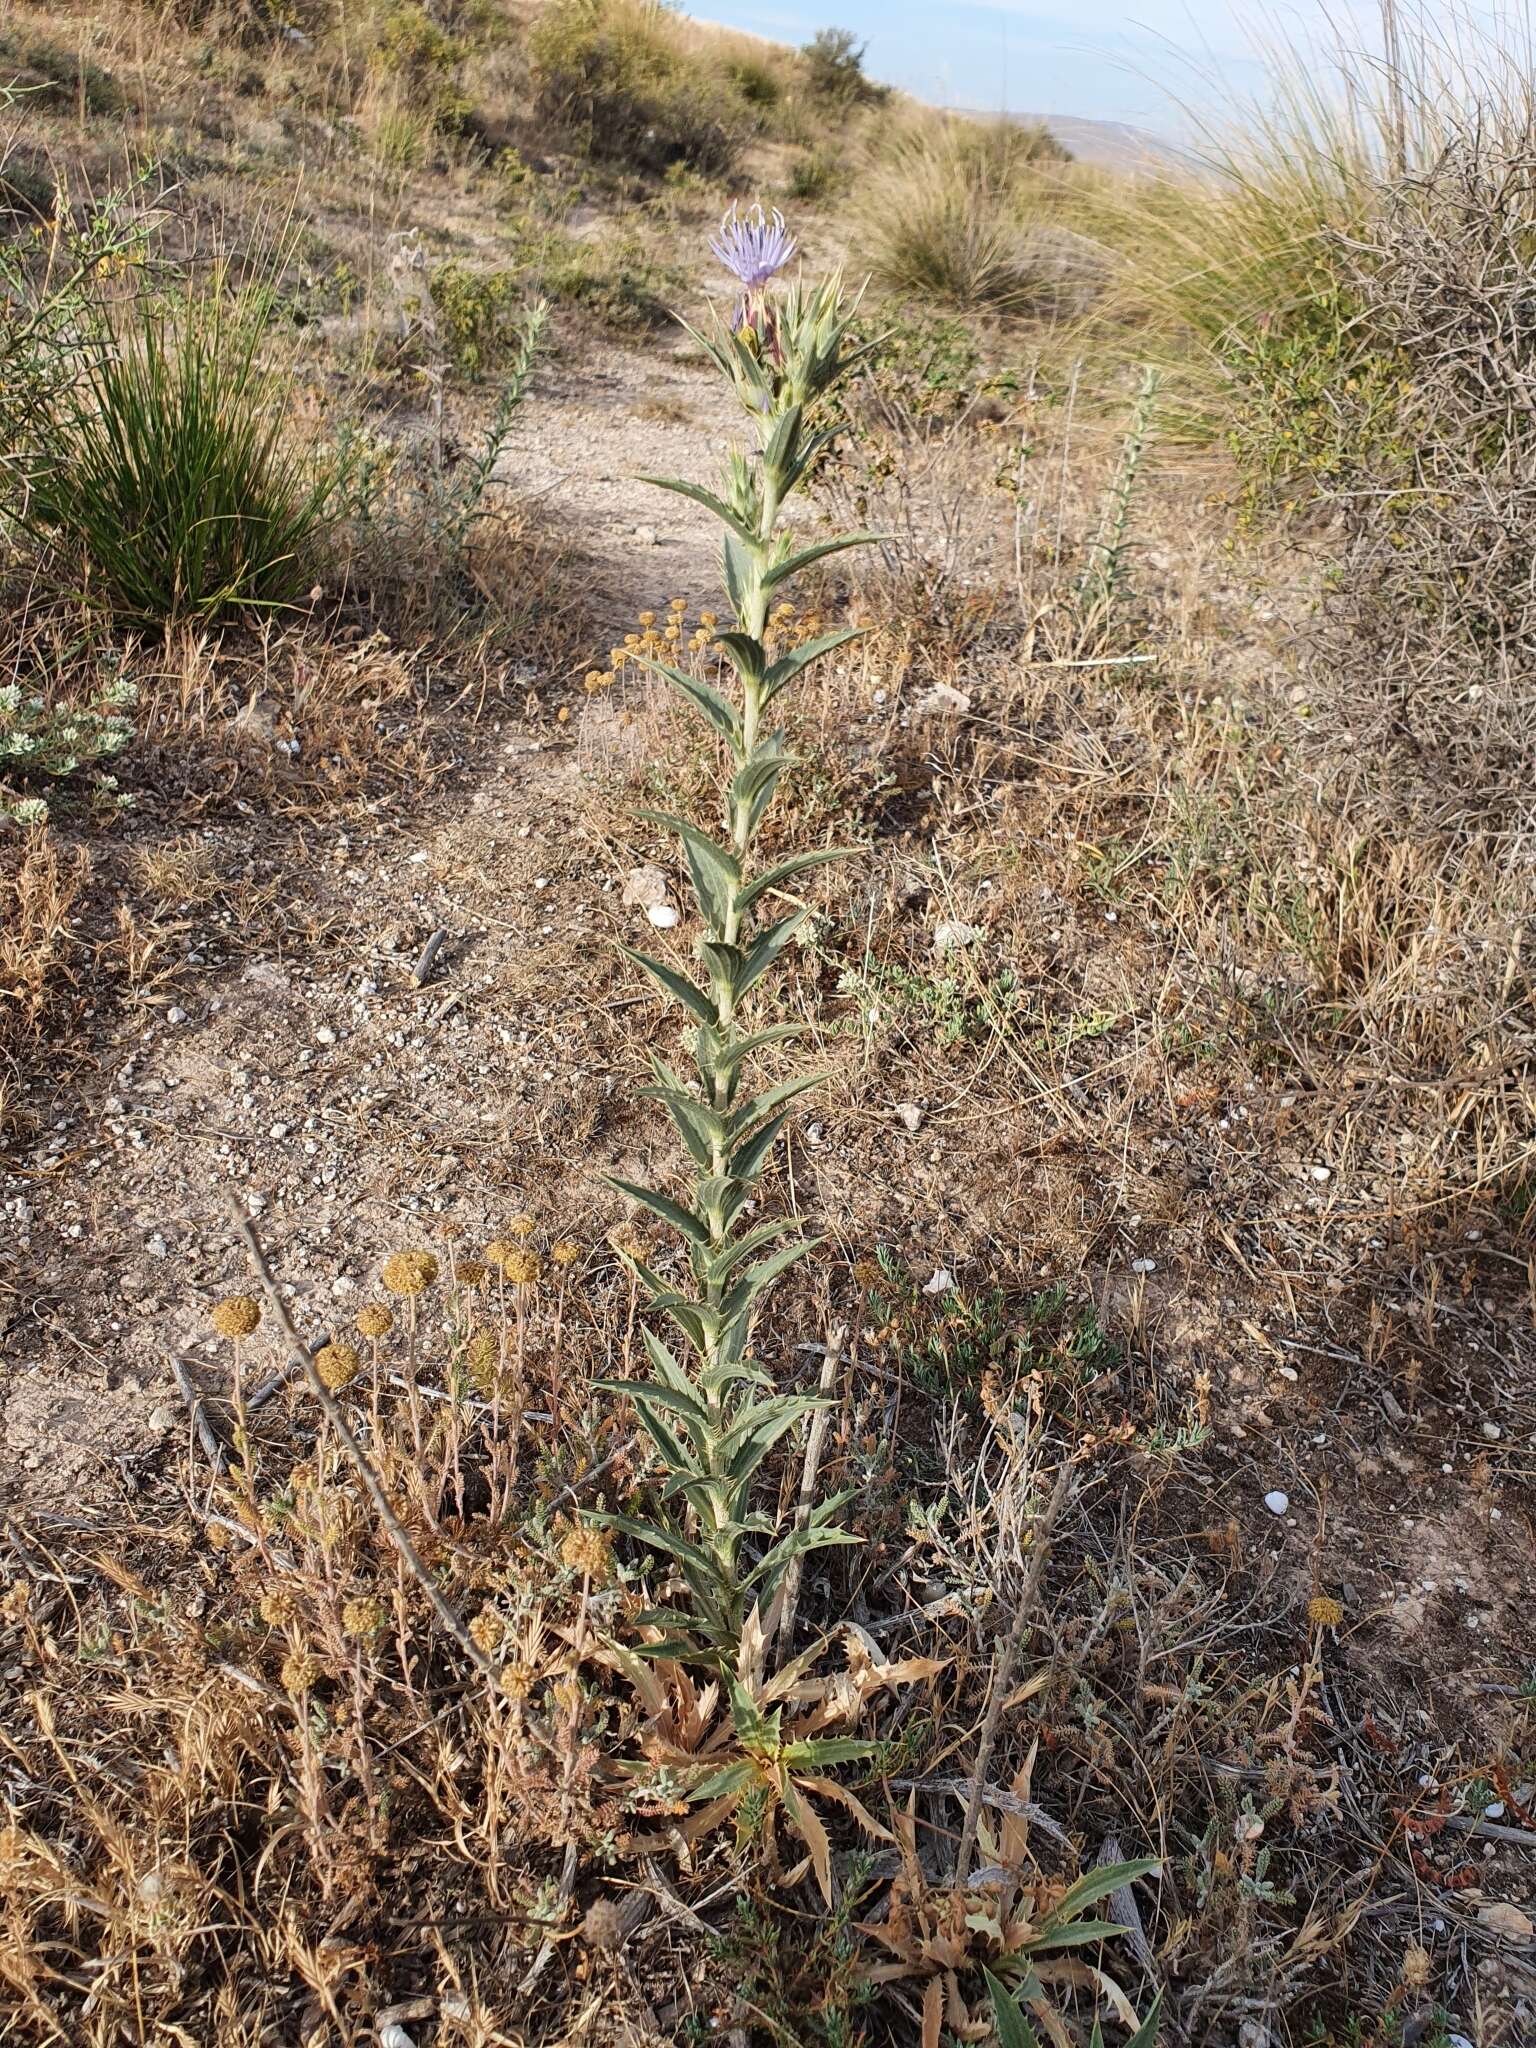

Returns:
1481,1420,1502,1440
932,919,980,954
646,903,681,929
316,1026,337,1046
1264,1490,1290,1516
166,1006,187,1025
893,1102,924,1132
146,1233,168,1259
1131,1257,1156,1274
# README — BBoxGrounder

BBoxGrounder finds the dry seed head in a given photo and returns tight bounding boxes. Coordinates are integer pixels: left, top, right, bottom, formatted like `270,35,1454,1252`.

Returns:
551,1239,581,1268
501,1247,542,1288
356,1303,394,1338
464,1327,501,1395
315,1342,362,1391
381,1250,437,1297
281,1651,324,1695
582,1898,625,1950
699,610,718,628
637,609,656,627
457,1258,491,1289
211,1295,261,1339
1307,1594,1344,1629
484,1239,511,1268
1402,1944,1433,1992
561,1523,613,1583
507,1213,536,1239
469,1607,505,1654
341,1596,386,1638
259,1586,300,1628
500,1659,537,1700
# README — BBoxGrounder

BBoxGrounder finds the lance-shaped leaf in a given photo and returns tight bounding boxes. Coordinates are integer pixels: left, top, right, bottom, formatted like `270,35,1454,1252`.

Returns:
703,1215,799,1286
1045,1859,1160,1925
761,400,804,480
746,1512,863,1598
717,1236,820,1331
606,1174,712,1248
639,474,758,546
736,908,809,1000
727,1073,824,1149
632,653,742,745
596,1376,712,1448
761,530,888,594
723,532,756,618
699,938,748,1008
736,845,856,915
614,1249,711,1355
589,1511,719,1586
761,626,866,704
639,1055,722,1170
618,1390,696,1476
617,942,718,1027
712,630,766,687
733,739,791,838
637,809,740,932
728,1108,793,1185
697,1020,802,1091
715,1389,827,1485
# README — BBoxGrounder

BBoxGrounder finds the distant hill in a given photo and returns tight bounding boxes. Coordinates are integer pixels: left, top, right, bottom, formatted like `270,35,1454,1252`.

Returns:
980,110,1182,172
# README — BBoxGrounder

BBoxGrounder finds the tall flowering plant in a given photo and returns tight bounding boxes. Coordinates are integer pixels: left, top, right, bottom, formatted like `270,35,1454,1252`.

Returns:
596,210,879,1668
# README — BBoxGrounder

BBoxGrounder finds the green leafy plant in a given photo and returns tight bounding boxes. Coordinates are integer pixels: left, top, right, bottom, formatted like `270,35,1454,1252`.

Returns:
987,1966,1164,2048
1076,363,1162,625
15,259,338,623
0,674,135,826
592,213,881,1669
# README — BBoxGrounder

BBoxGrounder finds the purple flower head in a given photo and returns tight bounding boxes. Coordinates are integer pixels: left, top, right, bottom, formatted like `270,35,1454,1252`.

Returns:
710,203,796,290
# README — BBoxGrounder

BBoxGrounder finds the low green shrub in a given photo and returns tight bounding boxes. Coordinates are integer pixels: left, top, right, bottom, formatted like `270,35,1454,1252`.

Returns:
0,673,136,826
527,0,742,177
800,25,885,106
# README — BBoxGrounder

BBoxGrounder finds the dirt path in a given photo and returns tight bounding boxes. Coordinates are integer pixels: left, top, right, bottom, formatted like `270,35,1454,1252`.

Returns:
0,328,744,1507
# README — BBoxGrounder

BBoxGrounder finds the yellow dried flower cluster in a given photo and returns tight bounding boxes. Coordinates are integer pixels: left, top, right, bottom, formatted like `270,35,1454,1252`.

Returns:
551,1239,581,1268
499,1659,537,1700
507,1212,535,1238
381,1249,438,1298
500,1247,543,1288
456,1258,490,1290
1307,1594,1344,1629
342,1596,385,1638
280,1651,323,1695
356,1303,394,1339
315,1342,361,1391
211,1295,261,1339
560,1523,614,1582
259,1586,299,1628
469,1606,504,1654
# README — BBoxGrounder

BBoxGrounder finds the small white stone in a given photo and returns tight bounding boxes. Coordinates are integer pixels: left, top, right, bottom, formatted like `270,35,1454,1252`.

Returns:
645,902,681,929
1481,1420,1502,1440
622,865,669,909
270,1122,290,1140
1310,1165,1332,1183
316,1026,337,1046
166,1006,188,1025
146,1233,168,1259
893,1102,924,1132
1131,1257,1156,1274
1264,1490,1290,1516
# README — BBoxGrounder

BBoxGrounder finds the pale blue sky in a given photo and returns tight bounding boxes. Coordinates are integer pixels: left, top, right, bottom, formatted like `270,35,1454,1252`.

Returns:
695,1,1386,131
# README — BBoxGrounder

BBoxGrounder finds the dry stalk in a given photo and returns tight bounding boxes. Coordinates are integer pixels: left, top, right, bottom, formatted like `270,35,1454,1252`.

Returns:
954,1459,1074,1885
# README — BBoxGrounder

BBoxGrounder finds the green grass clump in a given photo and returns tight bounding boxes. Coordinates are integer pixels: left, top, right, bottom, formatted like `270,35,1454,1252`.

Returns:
859,115,1073,313
17,272,336,624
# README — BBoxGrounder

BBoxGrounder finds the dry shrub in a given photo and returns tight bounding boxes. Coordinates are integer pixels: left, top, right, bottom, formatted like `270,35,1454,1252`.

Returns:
0,826,87,1120
1308,127,1536,823
857,115,1089,317
527,0,746,177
